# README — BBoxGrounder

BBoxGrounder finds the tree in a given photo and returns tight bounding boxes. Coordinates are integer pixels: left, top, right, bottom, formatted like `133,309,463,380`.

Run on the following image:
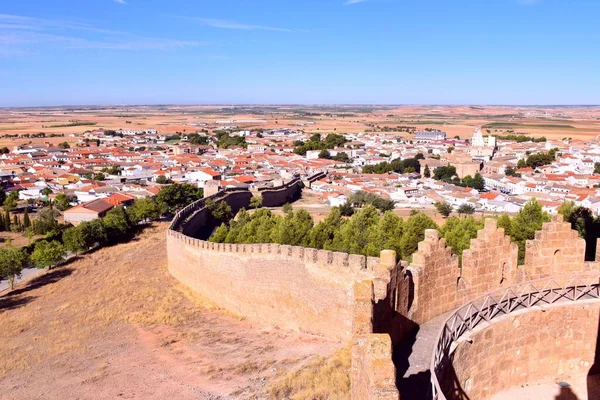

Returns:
58,141,70,149
94,173,106,181
128,198,164,223
338,201,355,217
103,207,131,241
249,196,263,209
54,193,76,211
81,219,108,249
559,201,600,261
308,207,343,249
155,175,168,184
282,203,293,215
12,215,21,232
509,199,551,263
0,246,28,289
210,223,230,243
348,191,395,212
435,201,453,218
32,208,60,235
3,209,9,231
433,165,457,181
3,191,18,212
595,163,600,175
63,226,87,255
517,159,526,169
270,209,314,246
423,165,431,178
41,187,53,197
399,213,438,260
30,240,66,269
457,204,476,215
439,217,484,258
23,207,31,229
332,152,350,163
318,149,331,159
206,200,232,222
364,211,403,257
466,173,485,191
157,184,204,214
330,206,379,255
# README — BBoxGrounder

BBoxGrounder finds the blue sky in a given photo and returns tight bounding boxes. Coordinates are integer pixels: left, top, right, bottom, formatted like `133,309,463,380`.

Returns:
1,0,599,106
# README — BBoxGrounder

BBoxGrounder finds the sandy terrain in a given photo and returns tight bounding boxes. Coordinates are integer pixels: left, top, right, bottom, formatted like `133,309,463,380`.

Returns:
0,223,340,400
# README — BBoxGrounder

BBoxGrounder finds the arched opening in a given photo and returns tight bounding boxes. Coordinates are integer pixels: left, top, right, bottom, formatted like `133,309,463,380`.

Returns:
553,249,562,268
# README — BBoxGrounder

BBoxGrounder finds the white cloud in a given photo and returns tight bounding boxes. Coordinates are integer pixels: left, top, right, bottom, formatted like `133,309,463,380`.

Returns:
0,14,201,54
345,0,366,4
114,0,127,4
188,17,293,32
518,0,543,5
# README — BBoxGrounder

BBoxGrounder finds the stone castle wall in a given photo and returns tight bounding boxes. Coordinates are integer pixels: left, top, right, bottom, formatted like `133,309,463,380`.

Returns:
356,215,597,400
445,302,600,400
167,179,598,400
389,215,591,329
167,230,377,341
258,177,304,208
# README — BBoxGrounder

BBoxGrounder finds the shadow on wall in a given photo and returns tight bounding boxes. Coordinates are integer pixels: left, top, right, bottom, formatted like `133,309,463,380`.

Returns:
555,386,579,400
588,311,600,400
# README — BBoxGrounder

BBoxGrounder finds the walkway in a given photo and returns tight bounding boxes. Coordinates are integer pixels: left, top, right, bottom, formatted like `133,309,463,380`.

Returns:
395,312,452,400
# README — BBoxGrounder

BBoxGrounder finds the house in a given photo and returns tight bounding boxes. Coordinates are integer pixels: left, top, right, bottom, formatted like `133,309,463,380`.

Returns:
185,168,222,187
106,192,137,207
63,198,114,225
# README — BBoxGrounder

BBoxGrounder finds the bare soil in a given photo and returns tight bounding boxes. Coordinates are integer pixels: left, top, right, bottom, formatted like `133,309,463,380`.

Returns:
0,223,339,399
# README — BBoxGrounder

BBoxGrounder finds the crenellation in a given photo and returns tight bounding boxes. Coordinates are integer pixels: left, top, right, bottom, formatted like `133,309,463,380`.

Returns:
349,254,367,272
317,249,333,265
291,246,305,260
333,252,350,268
167,185,596,400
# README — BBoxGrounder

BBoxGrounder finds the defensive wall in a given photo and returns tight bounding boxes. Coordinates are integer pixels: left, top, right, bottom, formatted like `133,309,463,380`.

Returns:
352,214,600,400
258,177,304,208
167,179,600,399
439,298,600,399
167,173,388,341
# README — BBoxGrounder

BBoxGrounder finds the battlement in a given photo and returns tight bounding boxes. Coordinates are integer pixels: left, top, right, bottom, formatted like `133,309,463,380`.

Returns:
165,179,598,400
167,229,379,275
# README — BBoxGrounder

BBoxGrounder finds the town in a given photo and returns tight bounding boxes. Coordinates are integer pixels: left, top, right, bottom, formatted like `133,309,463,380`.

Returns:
2,109,600,225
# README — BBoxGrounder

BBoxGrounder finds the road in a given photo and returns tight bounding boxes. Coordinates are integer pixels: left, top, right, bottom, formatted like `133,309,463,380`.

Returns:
0,267,44,293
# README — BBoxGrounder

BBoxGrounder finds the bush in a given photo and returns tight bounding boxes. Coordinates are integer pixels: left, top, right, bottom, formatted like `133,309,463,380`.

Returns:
30,240,66,269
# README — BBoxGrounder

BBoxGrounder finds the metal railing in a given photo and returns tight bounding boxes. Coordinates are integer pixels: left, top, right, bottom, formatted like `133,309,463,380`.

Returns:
430,273,600,400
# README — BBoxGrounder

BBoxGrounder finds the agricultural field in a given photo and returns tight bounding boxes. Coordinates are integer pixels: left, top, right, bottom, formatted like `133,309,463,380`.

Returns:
0,105,599,150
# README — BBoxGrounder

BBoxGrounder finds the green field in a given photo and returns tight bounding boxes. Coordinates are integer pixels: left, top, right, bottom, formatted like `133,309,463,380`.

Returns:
482,122,575,130
49,121,97,128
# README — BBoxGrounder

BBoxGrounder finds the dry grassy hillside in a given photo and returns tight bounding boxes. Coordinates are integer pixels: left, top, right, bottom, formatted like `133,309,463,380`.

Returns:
0,223,345,400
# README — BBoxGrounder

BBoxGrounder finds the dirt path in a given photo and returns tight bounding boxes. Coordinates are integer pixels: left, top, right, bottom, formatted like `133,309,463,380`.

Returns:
0,223,338,399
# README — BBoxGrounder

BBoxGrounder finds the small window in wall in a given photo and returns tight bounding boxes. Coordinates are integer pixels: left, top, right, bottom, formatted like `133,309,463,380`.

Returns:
553,250,561,267
406,271,414,312
500,262,507,285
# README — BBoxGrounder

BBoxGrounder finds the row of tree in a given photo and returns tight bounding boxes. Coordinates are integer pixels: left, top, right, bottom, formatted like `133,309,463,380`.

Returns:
209,199,558,266
293,134,348,156
361,155,423,175
0,183,198,289
516,148,559,169
432,166,485,190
